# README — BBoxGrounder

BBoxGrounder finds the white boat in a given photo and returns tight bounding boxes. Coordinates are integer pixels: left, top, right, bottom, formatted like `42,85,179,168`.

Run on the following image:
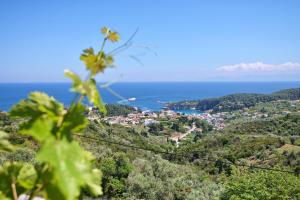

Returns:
128,97,136,102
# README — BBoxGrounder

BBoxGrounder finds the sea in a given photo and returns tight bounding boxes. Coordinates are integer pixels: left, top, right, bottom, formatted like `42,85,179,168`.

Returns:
1,82,300,113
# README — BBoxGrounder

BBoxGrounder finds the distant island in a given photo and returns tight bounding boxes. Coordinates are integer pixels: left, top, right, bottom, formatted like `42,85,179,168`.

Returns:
166,88,300,113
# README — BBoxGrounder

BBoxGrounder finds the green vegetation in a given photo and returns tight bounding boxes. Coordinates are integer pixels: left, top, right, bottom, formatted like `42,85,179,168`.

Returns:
167,88,300,112
99,152,132,197
1,106,300,199
225,113,300,136
221,170,300,200
105,104,139,116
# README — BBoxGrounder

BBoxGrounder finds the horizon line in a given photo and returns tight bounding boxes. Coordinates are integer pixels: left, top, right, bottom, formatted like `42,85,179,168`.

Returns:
1,80,300,84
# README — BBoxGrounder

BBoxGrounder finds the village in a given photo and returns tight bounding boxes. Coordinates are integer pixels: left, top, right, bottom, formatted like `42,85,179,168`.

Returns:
88,109,225,129
86,107,228,146
85,99,300,146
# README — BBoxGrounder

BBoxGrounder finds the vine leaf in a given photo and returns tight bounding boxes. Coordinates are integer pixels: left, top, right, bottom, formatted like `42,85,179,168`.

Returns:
9,92,88,141
64,70,107,114
17,164,38,189
0,162,37,198
80,49,114,75
107,32,120,42
9,92,65,142
85,169,103,196
37,139,102,200
101,27,120,42
101,27,109,35
59,103,88,139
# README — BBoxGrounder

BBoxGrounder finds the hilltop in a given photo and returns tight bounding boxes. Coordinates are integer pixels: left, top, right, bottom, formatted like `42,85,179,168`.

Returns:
166,87,300,113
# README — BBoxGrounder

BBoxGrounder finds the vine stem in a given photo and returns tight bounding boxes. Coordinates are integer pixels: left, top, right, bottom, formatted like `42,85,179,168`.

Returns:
100,37,107,52
11,182,18,200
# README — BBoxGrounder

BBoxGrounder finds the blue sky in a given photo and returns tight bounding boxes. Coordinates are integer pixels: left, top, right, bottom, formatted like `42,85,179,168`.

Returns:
0,0,300,82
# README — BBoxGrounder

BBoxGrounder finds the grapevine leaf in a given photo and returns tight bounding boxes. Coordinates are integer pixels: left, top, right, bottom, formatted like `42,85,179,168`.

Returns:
64,70,87,95
0,162,37,198
19,117,53,142
17,164,38,189
84,169,102,196
59,103,88,139
86,78,107,115
79,50,108,75
0,131,14,152
0,162,22,197
100,27,120,42
37,139,102,200
80,48,99,73
107,31,120,42
40,169,65,200
10,92,63,118
101,27,109,35
9,92,65,142
64,70,107,114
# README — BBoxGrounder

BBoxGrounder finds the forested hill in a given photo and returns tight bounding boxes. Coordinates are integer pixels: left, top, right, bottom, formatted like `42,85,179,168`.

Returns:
166,88,300,112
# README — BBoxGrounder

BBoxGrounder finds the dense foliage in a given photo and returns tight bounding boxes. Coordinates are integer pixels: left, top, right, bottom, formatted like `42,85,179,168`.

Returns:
225,113,300,136
167,88,300,112
105,104,138,116
221,170,300,200
1,103,300,199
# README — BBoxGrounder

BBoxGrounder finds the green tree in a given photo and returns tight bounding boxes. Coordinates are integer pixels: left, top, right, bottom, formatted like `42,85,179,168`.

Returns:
148,123,163,135
221,170,300,200
99,152,132,197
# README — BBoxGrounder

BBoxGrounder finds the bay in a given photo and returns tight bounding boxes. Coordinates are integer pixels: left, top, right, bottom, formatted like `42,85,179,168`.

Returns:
1,82,300,112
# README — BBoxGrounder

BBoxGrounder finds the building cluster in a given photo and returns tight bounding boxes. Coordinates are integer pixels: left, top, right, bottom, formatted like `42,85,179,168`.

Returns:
197,112,226,130
101,109,179,126
95,107,227,130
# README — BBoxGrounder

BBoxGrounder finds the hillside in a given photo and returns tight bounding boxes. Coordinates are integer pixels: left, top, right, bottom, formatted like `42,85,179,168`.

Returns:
166,88,300,112
1,104,300,199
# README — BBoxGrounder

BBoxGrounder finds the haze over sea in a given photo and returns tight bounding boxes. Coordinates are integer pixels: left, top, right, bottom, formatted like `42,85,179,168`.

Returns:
1,82,300,112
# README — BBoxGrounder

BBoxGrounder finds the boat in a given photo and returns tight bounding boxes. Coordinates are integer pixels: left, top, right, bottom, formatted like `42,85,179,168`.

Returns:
128,97,136,102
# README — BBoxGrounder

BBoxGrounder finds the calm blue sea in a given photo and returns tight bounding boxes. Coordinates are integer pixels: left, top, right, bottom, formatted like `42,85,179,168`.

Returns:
1,82,300,112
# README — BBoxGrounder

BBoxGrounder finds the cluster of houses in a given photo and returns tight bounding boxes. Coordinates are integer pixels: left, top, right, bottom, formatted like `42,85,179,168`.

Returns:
197,112,226,130
85,99,300,147
101,110,178,127
93,106,228,131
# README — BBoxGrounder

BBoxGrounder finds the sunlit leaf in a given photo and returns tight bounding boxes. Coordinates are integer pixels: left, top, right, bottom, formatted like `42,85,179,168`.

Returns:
0,162,37,198
101,27,109,35
37,139,102,200
80,48,99,73
107,31,120,42
59,103,88,140
64,70,107,114
100,27,120,42
19,117,53,142
85,169,103,196
64,70,87,95
17,164,38,189
80,49,110,75
86,78,107,115
9,92,65,142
